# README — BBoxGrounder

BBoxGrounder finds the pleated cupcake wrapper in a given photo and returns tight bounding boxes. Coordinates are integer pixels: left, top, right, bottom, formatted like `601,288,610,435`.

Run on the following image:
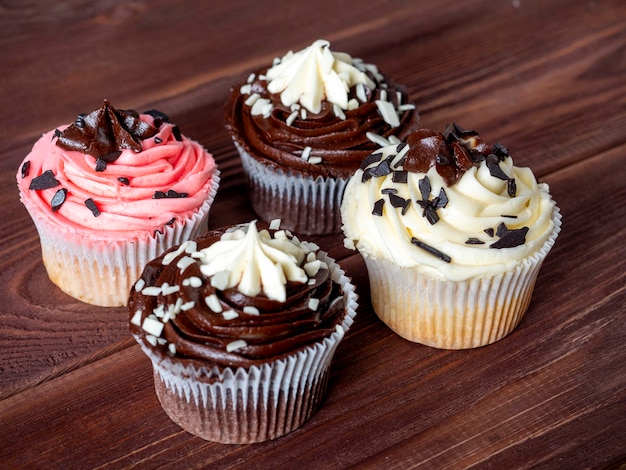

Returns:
24,172,220,307
137,251,358,443
236,143,347,235
363,207,562,349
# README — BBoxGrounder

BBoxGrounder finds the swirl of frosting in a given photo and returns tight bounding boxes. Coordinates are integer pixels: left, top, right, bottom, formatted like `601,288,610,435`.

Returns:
224,40,420,179
341,125,558,281
18,104,217,239
129,222,345,368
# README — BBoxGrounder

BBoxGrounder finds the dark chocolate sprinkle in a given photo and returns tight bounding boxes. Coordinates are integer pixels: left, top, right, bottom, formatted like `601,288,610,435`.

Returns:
496,223,508,237
172,126,183,142
490,226,528,249
411,237,452,263
507,178,517,197
486,154,509,180
388,193,407,208
143,109,170,128
154,137,162,144
29,170,60,190
53,129,62,140
372,198,384,216
381,188,398,194
50,188,68,212
493,142,509,158
84,198,101,217
118,177,130,185
392,170,408,183
360,152,383,170
95,158,107,172
372,158,392,177
401,199,411,215
501,214,518,219
21,161,30,178
484,228,495,237
465,237,485,245
418,176,432,201
396,142,407,153
153,189,189,199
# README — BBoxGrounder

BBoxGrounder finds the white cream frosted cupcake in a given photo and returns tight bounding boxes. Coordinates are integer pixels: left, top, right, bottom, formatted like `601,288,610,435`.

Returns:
341,124,561,349
17,100,219,307
224,39,420,234
129,220,358,443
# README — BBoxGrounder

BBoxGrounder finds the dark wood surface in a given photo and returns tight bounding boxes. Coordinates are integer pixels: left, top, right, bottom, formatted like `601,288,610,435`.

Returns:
1,1,625,468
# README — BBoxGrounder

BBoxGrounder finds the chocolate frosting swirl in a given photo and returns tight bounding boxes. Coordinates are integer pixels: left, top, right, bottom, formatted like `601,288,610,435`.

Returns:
225,70,420,179
129,226,346,369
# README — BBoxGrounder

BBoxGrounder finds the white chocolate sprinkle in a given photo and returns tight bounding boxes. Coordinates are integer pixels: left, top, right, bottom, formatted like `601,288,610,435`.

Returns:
356,83,367,102
130,310,142,326
380,89,387,102
222,310,239,320
182,276,203,288
333,103,346,120
205,294,222,313
134,279,145,292
243,306,260,315
240,84,252,95
180,301,195,311
397,103,416,112
347,98,359,111
146,334,158,347
300,108,307,120
142,317,164,337
251,97,272,117
304,260,322,277
301,146,312,161
168,343,177,356
308,298,320,311
366,132,391,147
308,156,323,165
286,110,298,126
226,339,247,352
247,73,256,83
211,270,230,290
269,218,281,230
308,278,316,285
161,283,180,296
376,100,400,127
176,256,196,274
245,92,261,107
141,286,162,296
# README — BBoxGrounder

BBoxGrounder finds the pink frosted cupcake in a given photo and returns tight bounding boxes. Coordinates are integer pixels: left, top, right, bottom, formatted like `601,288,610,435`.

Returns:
225,39,420,234
341,124,561,349
17,100,219,307
129,220,357,443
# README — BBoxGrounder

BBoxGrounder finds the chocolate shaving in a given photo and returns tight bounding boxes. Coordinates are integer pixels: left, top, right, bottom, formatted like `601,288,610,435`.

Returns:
490,224,528,249
411,237,451,263
95,158,107,172
21,161,30,178
392,170,407,183
501,215,518,219
118,177,130,185
172,126,183,142
153,190,189,199
484,228,495,237
381,188,398,195
465,237,485,245
53,129,62,140
55,100,157,164
486,154,509,180
84,198,101,217
372,198,384,216
50,188,67,212
401,199,411,215
416,177,448,225
29,170,59,190
360,152,383,170
507,178,517,197
493,142,509,158
388,193,407,208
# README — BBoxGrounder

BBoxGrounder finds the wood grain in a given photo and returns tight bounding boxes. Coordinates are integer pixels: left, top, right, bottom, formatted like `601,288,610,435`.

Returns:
1,0,625,468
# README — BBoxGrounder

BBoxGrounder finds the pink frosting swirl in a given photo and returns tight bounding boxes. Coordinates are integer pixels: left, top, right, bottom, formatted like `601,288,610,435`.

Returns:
17,114,217,239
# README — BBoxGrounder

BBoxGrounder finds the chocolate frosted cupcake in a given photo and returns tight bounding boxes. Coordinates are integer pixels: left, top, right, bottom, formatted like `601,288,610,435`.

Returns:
17,100,219,306
341,124,561,349
225,39,420,234
129,220,357,443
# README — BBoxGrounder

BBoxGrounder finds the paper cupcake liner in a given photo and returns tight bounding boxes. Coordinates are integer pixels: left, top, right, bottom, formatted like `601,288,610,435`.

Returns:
236,143,347,235
136,251,358,443
362,207,562,349
25,172,220,307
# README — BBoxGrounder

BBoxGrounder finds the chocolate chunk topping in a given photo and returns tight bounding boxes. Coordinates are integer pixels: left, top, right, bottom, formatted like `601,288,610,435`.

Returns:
172,126,183,142
84,198,101,217
484,228,495,237
465,237,485,245
50,188,67,212
118,177,130,185
411,237,451,263
153,189,189,199
21,161,30,178
372,198,384,216
507,178,517,197
29,170,59,190
493,142,509,158
55,100,157,165
490,224,528,249
392,170,407,183
486,154,509,180
53,129,62,139
95,158,107,172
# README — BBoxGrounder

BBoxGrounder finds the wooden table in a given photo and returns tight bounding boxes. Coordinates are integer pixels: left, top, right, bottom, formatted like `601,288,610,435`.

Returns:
1,1,625,468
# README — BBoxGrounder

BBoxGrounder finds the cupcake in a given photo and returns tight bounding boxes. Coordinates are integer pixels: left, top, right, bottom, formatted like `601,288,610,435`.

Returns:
128,220,358,443
341,123,561,349
224,39,420,234
17,100,220,307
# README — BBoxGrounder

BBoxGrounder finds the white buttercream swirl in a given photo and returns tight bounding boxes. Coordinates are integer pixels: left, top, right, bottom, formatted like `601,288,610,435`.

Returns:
341,143,558,281
266,39,375,114
196,221,309,302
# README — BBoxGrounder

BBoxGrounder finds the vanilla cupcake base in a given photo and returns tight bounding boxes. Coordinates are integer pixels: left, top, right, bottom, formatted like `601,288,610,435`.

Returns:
26,173,219,307
363,209,561,349
135,252,358,443
237,143,346,235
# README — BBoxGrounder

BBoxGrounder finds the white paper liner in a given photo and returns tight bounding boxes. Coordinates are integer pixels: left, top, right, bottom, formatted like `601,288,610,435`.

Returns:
23,172,220,307
236,142,347,235
362,207,562,349
136,251,358,443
